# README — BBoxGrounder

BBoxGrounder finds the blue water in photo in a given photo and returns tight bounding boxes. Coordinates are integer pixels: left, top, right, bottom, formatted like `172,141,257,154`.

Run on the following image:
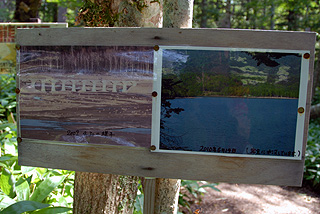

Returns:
160,97,298,156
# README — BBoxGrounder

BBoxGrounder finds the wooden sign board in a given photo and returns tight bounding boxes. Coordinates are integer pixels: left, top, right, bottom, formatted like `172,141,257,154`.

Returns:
16,28,316,186
0,23,67,74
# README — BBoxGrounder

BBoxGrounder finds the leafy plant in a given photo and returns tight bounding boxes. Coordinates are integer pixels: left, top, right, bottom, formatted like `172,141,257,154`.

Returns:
304,87,320,189
133,180,143,214
178,180,220,213
304,119,320,187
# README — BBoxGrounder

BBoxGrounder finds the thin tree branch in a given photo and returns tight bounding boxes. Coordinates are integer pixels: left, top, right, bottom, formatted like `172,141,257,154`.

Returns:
310,103,320,119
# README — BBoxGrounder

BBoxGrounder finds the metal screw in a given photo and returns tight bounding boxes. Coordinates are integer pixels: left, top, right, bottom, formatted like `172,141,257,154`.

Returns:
17,137,22,143
154,45,159,51
298,107,305,114
150,145,156,151
16,44,21,50
15,88,20,94
152,91,158,97
303,53,310,59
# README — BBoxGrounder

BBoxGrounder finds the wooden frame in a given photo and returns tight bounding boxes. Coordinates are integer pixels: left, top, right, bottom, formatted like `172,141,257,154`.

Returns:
16,28,316,186
152,46,309,160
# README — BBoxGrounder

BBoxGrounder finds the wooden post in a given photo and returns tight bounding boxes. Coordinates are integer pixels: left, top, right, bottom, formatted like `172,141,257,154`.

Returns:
143,178,156,214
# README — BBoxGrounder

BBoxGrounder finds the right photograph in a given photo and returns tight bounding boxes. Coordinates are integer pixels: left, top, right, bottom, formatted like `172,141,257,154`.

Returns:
154,46,308,159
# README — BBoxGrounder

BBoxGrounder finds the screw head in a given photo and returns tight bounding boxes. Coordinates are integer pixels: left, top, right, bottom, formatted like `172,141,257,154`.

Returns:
15,88,20,94
17,137,22,143
154,45,159,51
152,91,158,97
303,53,310,59
150,145,156,151
298,107,305,114
16,44,21,50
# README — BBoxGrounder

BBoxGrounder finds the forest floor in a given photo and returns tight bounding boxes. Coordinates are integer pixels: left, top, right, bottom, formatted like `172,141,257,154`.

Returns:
183,182,320,214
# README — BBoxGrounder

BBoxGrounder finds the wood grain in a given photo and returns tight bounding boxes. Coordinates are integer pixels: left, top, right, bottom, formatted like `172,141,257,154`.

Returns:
16,28,315,50
143,178,156,214
19,138,304,186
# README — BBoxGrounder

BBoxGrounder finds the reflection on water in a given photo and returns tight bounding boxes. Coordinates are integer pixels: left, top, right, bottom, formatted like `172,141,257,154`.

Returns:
21,119,88,130
160,97,298,156
112,128,151,134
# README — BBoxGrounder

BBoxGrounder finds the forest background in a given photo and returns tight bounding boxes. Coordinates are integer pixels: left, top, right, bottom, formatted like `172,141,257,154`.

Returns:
0,0,320,213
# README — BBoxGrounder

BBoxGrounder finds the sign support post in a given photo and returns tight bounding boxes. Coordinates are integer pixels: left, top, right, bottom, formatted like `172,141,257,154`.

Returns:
143,178,156,213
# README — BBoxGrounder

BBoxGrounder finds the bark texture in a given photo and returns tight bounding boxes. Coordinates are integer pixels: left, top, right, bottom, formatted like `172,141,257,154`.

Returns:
74,173,139,214
14,0,42,22
74,1,162,214
77,0,162,27
154,178,181,214
163,0,194,28
116,0,163,27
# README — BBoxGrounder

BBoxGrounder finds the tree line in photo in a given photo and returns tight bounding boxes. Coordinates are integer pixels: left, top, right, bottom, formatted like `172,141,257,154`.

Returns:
162,50,301,99
20,46,154,75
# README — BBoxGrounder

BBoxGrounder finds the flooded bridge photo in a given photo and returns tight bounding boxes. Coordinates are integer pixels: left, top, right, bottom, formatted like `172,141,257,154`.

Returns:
18,46,154,148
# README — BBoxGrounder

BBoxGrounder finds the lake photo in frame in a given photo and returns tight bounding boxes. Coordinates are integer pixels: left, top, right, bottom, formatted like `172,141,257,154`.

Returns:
152,46,309,160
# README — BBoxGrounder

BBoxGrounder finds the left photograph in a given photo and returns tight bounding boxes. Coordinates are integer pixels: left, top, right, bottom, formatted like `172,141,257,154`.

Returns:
18,46,154,148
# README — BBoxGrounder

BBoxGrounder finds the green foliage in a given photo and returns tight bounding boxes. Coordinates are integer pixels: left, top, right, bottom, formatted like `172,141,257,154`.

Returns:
76,0,118,27
0,201,50,214
305,119,320,186
0,0,15,22
312,87,320,105
0,74,74,213
38,0,83,26
133,180,143,214
0,74,16,121
178,180,220,213
193,0,320,31
304,87,320,188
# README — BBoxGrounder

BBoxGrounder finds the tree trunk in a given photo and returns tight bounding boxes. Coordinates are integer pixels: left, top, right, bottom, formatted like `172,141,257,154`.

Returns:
153,178,181,213
270,1,275,30
153,1,194,213
217,0,231,28
58,6,67,22
74,173,139,214
73,1,162,214
163,0,194,28
14,0,42,22
310,103,320,120
199,0,208,28
312,49,320,96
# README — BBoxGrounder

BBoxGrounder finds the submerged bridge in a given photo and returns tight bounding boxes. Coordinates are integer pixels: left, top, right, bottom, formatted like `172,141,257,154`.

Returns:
22,78,137,93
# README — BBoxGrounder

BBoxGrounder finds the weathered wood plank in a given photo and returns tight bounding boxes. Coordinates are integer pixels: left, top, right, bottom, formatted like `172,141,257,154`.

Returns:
16,28,315,51
19,139,304,186
143,178,156,214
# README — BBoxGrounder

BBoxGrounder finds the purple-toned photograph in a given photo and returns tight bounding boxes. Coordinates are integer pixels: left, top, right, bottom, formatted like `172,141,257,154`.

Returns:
19,46,154,148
